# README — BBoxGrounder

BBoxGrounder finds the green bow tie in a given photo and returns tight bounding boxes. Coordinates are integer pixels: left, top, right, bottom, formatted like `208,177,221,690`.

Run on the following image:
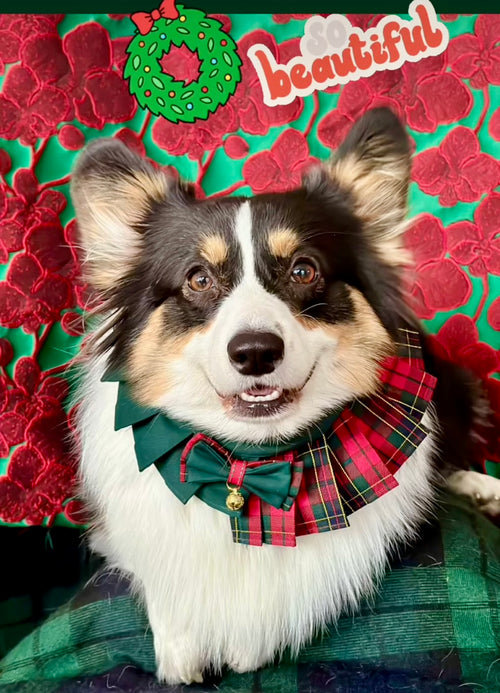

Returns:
104,373,339,518
179,433,298,515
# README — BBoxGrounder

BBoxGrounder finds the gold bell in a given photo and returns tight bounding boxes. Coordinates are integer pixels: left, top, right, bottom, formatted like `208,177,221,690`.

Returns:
226,485,245,511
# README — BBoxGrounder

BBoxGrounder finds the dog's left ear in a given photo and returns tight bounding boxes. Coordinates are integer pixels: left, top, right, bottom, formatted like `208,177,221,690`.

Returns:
307,108,411,264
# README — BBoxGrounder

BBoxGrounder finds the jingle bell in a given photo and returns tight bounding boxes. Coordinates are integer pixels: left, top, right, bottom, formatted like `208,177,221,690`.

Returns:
226,486,245,511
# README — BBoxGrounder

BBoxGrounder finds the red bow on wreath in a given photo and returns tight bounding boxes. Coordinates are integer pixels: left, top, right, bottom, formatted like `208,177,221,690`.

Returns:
131,0,179,35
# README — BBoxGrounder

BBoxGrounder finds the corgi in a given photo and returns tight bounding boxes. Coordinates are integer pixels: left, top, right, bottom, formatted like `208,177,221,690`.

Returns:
71,108,500,684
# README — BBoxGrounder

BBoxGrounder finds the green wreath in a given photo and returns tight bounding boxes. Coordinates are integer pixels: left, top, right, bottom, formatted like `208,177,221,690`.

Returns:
125,6,242,124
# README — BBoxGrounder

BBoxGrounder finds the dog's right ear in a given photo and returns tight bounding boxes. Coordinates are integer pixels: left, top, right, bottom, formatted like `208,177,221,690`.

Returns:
71,139,174,292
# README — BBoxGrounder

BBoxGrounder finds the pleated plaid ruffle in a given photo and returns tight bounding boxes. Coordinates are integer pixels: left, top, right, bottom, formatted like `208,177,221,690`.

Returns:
228,329,436,546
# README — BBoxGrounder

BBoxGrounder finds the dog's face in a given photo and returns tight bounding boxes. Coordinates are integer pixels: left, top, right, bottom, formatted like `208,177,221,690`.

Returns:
72,108,412,443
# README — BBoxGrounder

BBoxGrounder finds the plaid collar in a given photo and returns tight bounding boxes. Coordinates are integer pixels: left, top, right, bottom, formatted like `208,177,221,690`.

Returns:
105,328,436,547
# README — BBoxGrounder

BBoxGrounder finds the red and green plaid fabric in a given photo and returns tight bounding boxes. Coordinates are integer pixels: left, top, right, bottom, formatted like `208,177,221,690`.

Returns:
230,328,437,546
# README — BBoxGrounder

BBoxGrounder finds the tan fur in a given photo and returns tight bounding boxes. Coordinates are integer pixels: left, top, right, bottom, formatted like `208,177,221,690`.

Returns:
200,234,229,266
298,289,394,396
128,308,203,406
130,170,171,205
268,228,300,258
326,149,411,268
72,169,169,291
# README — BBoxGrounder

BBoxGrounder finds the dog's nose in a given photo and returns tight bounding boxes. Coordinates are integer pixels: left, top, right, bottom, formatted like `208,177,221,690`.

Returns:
227,331,284,376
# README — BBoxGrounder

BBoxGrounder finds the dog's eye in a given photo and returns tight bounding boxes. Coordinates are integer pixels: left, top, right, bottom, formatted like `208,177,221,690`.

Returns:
290,260,317,285
187,269,214,292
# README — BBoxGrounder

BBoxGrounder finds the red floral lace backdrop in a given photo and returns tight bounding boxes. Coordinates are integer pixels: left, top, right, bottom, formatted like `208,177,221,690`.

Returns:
0,13,498,528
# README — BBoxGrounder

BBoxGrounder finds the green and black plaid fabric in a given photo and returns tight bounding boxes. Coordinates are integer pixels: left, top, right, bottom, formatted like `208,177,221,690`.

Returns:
1,494,499,692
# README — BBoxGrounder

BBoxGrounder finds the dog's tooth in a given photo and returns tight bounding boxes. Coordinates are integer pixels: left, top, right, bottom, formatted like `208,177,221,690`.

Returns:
239,389,281,403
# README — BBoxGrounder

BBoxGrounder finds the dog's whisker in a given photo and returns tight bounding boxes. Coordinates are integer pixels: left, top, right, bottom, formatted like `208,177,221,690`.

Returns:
294,303,329,318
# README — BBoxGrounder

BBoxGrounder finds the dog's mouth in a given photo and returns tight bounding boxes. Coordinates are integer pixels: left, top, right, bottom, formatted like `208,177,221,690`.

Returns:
219,363,318,419
227,385,296,418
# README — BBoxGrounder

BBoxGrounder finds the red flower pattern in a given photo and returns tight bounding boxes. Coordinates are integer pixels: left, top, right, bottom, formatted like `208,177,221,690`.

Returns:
448,15,500,89
412,128,500,206
159,43,201,86
231,30,304,137
432,314,499,379
404,214,472,320
488,297,500,331
0,12,499,525
272,14,314,24
5,21,137,131
58,124,85,151
317,54,472,150
0,172,68,271
429,314,500,469
447,193,500,278
488,106,500,141
0,29,20,76
0,252,72,332
0,15,63,42
0,350,76,524
243,130,317,193
6,357,68,420
0,445,75,524
224,135,250,159
272,14,381,28
152,99,238,161
62,23,137,128
0,65,70,145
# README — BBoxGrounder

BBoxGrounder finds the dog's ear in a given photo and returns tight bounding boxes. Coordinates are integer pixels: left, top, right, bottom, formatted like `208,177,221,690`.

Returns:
307,108,411,265
71,139,174,292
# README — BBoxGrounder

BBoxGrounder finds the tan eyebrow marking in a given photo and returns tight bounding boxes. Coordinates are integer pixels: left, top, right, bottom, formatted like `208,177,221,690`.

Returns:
268,228,300,258
199,233,229,265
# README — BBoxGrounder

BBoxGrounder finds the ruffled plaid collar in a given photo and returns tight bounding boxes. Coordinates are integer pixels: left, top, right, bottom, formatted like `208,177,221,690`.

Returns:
103,328,436,547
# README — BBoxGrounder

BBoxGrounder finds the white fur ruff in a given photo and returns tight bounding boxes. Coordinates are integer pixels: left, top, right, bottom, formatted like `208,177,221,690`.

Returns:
78,357,437,685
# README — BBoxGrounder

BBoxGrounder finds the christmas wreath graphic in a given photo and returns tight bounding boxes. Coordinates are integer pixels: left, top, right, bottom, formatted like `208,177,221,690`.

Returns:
125,0,242,123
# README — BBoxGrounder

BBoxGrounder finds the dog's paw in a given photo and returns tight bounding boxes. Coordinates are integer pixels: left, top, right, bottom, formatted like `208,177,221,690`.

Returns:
448,470,500,516
154,636,204,685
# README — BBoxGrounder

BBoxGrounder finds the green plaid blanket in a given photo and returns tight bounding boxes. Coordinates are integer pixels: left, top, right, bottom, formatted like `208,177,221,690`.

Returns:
0,494,499,692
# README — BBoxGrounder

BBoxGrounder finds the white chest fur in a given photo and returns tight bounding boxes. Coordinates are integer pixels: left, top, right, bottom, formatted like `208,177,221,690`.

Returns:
77,358,437,685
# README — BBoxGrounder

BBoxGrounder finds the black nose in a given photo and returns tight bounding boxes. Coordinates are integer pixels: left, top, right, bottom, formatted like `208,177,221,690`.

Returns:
227,331,284,376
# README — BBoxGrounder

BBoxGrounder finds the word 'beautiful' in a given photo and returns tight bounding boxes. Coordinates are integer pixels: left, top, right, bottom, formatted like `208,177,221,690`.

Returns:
248,0,449,106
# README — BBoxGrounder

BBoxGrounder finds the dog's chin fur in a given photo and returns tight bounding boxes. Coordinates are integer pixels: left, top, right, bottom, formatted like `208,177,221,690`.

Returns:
72,108,478,684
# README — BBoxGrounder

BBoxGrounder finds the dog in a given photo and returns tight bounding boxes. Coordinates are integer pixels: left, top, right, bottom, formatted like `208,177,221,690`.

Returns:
71,107,500,684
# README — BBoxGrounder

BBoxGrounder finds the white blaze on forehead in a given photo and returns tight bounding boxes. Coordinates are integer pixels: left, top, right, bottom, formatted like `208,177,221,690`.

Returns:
234,201,256,281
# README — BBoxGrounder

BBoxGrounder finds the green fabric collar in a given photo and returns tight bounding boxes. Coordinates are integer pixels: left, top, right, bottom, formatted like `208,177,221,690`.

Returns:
103,371,341,516
104,371,340,465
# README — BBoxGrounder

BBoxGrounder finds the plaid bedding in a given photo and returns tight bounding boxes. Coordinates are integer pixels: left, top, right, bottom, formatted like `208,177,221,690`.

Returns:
0,493,499,692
